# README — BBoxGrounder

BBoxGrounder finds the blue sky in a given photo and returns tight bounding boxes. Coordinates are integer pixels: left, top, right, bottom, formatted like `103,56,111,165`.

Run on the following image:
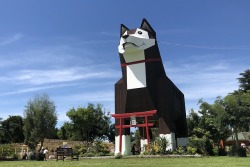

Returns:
0,0,249,127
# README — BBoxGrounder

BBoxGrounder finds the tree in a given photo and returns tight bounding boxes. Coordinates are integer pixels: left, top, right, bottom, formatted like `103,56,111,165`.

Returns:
187,98,232,155
0,117,4,143
23,94,57,150
238,69,250,91
106,123,115,142
65,103,111,142
186,109,201,137
57,122,74,140
186,108,212,155
198,97,231,145
224,90,250,148
1,115,24,143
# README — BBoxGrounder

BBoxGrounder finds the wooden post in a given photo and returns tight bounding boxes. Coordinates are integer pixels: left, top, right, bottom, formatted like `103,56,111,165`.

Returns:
119,117,122,153
145,116,150,145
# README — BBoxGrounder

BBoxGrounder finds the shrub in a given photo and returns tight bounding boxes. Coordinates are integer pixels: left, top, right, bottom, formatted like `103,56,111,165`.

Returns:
73,143,88,157
188,136,206,155
0,144,15,157
218,148,227,156
94,140,110,155
173,146,186,155
212,147,218,156
28,151,36,160
11,153,18,160
142,144,152,155
83,152,95,157
157,137,169,155
114,152,122,159
238,148,247,157
187,146,197,155
227,145,237,156
36,152,45,161
151,143,161,155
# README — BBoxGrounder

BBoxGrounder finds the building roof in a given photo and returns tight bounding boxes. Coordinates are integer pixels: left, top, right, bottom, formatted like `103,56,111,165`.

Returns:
226,132,250,142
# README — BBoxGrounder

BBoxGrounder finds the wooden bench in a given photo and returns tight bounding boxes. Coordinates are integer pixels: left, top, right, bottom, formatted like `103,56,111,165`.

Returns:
56,148,79,161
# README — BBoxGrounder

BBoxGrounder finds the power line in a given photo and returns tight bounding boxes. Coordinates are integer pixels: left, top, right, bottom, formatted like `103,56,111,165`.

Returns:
159,41,250,50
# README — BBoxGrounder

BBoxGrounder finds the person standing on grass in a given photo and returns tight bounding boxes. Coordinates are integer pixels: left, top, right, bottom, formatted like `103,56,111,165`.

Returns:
22,150,27,160
43,147,48,161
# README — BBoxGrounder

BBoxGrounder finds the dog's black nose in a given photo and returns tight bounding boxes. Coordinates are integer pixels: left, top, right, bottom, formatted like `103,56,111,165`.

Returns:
123,35,129,39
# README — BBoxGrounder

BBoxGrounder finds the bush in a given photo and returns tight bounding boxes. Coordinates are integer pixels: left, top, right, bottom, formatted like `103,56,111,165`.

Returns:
11,153,18,160
173,146,186,155
156,137,169,155
83,152,95,157
72,143,88,157
75,141,111,157
143,137,169,155
237,148,246,157
27,151,36,160
218,148,227,156
114,152,123,159
228,146,247,157
94,140,110,155
36,152,45,161
142,144,153,155
187,146,197,155
227,145,237,156
188,136,206,155
150,143,161,155
0,144,15,157
212,147,218,156
205,139,214,156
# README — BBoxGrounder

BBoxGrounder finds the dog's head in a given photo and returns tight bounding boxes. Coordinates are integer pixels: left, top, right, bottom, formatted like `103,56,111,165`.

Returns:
118,18,156,54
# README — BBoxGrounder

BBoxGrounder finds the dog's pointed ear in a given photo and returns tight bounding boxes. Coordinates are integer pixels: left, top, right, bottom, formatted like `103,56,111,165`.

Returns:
141,18,156,36
121,24,129,37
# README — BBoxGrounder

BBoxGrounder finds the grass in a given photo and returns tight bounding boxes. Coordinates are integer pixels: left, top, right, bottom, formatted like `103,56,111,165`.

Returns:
0,156,250,167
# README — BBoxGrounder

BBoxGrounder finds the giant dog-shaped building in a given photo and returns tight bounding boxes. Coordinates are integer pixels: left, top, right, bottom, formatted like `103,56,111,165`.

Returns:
114,18,188,155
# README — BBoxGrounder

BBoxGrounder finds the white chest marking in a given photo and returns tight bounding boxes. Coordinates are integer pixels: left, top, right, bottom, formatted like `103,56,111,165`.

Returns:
127,63,146,90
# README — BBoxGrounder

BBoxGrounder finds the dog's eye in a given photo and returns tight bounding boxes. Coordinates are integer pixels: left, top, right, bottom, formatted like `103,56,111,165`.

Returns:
138,31,142,35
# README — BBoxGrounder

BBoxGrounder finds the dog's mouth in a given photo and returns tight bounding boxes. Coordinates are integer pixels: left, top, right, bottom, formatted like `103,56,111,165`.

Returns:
123,42,138,49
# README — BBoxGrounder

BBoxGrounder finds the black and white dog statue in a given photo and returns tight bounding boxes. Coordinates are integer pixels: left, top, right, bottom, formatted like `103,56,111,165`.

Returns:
115,18,188,155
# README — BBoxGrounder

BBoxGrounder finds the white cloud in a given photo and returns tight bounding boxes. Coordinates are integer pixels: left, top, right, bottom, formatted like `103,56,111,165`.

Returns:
0,44,95,69
11,67,118,85
0,33,23,46
16,69,97,84
54,91,115,122
55,91,114,103
163,54,242,110
0,84,76,97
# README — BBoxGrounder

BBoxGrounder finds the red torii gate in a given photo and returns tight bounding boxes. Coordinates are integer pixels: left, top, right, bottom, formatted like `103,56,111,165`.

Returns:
112,110,157,153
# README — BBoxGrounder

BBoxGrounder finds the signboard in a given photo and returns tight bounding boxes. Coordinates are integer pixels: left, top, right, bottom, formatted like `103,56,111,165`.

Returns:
130,116,136,125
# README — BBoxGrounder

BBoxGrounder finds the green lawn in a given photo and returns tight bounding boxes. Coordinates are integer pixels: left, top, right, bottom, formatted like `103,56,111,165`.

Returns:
0,156,249,167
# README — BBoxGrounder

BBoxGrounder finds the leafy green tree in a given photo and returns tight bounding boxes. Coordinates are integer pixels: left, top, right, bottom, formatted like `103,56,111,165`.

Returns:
186,109,211,155
66,103,111,142
186,109,201,137
57,125,67,140
198,97,231,146
187,70,250,154
224,90,250,148
106,123,115,142
1,115,24,143
23,94,57,150
57,122,74,140
0,117,4,143
187,99,231,155
238,69,250,91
